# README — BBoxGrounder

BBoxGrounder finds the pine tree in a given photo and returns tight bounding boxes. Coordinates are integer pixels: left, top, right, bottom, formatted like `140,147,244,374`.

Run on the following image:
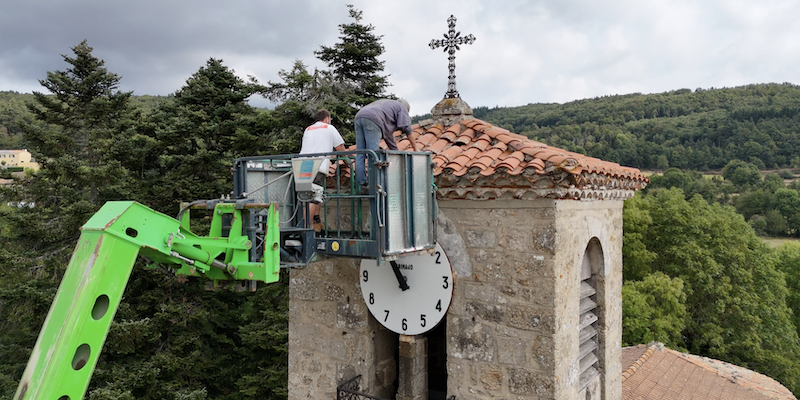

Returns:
265,5,393,149
27,40,134,205
314,4,391,104
1,40,135,264
137,58,266,213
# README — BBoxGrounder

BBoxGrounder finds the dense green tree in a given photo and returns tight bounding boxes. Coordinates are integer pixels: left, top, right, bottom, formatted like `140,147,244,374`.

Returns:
646,169,724,204
0,92,39,149
647,167,689,191
136,58,266,213
722,159,762,188
622,272,687,349
623,189,800,393
78,58,290,400
762,172,785,192
764,209,790,236
86,269,289,400
1,40,136,263
770,188,800,236
734,188,770,221
0,50,291,400
263,60,334,153
775,244,800,340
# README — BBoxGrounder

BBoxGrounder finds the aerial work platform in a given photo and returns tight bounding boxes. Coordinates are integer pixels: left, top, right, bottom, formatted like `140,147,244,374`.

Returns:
232,149,437,266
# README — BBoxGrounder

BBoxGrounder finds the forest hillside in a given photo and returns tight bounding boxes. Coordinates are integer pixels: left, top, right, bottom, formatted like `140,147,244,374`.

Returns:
415,83,800,172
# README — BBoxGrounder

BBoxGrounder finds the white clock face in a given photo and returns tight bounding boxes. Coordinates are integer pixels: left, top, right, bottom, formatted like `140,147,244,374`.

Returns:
359,243,453,335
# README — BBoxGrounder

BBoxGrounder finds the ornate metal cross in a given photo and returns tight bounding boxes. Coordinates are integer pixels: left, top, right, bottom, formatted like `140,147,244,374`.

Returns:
429,15,476,99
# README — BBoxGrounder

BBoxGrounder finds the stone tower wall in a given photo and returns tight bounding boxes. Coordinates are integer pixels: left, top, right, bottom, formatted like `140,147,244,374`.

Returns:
288,257,397,399
438,199,623,400
287,198,623,400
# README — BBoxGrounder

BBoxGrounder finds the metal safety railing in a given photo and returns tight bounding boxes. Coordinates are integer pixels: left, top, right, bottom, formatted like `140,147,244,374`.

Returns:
231,150,437,267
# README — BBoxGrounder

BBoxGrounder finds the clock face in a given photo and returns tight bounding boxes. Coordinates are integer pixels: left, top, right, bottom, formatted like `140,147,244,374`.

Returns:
359,243,453,335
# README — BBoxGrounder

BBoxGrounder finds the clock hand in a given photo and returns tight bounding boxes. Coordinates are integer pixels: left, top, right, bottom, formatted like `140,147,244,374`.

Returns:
389,261,410,291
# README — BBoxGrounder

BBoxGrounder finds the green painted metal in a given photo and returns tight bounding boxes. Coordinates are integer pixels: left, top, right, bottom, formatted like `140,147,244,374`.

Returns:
14,201,280,400
171,202,281,285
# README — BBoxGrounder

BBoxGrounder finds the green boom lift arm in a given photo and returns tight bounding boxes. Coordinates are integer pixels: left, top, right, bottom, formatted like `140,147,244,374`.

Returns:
13,200,280,400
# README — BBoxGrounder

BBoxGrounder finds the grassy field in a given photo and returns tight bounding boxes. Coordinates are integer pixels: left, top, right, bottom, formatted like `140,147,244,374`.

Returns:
761,237,800,248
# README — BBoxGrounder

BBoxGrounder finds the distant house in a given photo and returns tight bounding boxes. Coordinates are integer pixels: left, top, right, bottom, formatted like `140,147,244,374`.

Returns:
0,149,39,171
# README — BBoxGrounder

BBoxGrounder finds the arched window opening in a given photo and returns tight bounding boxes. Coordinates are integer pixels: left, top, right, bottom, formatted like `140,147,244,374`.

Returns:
579,238,604,389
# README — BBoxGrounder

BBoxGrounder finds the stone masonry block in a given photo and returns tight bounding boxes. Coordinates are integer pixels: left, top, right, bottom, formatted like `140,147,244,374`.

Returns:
530,334,556,370
291,301,336,327
399,335,427,359
508,367,554,397
499,227,532,252
532,225,557,253
324,284,345,301
479,364,504,391
462,281,507,304
336,302,368,330
497,335,527,365
465,301,505,323
472,261,513,283
333,258,360,283
376,358,397,388
508,304,555,333
289,277,320,301
470,248,506,264
398,358,428,394
398,336,428,399
451,317,495,362
507,253,549,286
465,229,497,248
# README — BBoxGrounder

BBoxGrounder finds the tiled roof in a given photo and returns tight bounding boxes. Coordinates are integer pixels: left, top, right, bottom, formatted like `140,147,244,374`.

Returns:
380,119,645,200
622,343,797,400
333,98,647,200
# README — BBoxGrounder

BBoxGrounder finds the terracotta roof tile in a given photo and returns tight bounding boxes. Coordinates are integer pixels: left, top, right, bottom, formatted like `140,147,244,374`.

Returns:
466,153,495,170
441,124,461,141
430,138,453,153
482,125,510,138
417,132,440,147
469,135,492,151
455,128,476,145
395,139,414,151
439,145,463,163
492,141,508,152
622,343,796,400
430,124,444,135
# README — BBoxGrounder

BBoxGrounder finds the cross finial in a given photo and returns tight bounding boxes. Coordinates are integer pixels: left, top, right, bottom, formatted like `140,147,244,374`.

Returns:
429,15,476,99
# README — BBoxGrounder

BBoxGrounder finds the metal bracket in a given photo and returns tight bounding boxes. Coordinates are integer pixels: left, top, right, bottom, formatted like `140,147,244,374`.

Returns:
335,375,456,400
336,375,389,400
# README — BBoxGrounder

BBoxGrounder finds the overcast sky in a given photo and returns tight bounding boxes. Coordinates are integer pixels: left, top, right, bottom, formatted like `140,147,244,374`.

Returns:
2,0,799,115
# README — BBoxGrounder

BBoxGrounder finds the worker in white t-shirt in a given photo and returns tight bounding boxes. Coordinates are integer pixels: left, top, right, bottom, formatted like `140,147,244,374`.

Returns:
300,109,346,230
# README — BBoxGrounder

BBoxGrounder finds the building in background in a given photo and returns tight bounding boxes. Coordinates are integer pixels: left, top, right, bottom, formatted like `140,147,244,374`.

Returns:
0,149,39,171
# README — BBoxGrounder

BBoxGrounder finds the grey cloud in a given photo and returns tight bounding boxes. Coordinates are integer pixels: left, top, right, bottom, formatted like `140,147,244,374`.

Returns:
3,0,800,111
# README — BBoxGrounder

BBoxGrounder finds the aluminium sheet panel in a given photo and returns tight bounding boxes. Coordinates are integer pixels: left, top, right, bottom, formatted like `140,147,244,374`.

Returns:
412,154,432,247
386,153,408,253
